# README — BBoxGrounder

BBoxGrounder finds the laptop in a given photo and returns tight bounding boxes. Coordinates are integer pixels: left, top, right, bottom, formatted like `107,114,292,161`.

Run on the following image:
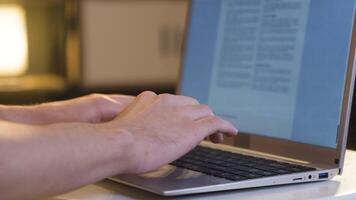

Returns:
110,0,356,196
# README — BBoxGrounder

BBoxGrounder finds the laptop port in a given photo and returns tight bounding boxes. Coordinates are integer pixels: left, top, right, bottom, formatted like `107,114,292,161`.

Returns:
318,173,329,179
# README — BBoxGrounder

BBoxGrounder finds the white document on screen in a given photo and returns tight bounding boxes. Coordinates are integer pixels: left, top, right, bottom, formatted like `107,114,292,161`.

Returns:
208,0,311,139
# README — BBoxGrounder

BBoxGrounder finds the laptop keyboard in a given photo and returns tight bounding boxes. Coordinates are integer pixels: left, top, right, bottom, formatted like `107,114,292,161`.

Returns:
171,146,316,181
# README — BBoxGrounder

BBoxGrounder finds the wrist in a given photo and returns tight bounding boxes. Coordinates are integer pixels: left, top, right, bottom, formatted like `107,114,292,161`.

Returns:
36,122,138,180
29,103,61,124
25,103,79,124
103,122,139,174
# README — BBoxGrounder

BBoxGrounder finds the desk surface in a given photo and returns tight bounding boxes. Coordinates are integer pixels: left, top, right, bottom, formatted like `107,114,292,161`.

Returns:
51,150,356,200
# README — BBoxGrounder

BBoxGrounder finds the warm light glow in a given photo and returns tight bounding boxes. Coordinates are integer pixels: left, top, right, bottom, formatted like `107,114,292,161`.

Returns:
0,5,28,76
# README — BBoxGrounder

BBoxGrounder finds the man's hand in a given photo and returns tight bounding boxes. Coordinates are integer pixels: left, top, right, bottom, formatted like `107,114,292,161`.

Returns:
0,94,134,125
0,91,237,200
108,91,238,174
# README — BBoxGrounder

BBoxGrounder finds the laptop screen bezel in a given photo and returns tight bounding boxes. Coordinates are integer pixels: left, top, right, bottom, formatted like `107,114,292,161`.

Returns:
177,0,356,172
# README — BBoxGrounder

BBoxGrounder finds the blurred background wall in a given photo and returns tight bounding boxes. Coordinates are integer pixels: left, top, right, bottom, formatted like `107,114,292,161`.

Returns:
81,0,187,90
0,0,354,150
0,0,187,104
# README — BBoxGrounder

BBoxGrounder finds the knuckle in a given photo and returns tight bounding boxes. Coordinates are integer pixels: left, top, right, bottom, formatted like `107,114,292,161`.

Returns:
88,93,107,105
158,93,174,103
89,93,104,99
200,104,214,115
139,91,157,98
183,96,199,105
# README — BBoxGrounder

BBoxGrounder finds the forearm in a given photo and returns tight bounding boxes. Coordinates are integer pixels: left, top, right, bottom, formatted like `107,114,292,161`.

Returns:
0,104,83,125
0,121,134,200
0,105,40,124
0,94,134,125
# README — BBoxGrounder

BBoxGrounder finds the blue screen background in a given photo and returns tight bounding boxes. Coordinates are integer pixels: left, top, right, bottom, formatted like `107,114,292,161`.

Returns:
180,0,356,148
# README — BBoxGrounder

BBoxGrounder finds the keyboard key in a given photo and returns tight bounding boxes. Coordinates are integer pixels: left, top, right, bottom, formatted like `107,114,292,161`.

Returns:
243,173,264,179
258,171,277,177
268,162,290,169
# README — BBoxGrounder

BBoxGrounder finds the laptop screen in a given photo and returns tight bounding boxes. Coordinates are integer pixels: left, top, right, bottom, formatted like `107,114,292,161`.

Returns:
180,0,356,148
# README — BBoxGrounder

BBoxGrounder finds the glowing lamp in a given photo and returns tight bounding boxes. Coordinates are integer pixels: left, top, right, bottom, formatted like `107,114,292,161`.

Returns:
0,5,28,76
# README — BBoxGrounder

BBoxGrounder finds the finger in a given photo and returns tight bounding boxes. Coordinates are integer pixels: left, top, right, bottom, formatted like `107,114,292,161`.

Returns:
108,94,135,106
93,95,134,117
209,133,224,144
118,91,157,115
106,95,135,113
196,116,238,139
180,104,214,120
157,94,199,106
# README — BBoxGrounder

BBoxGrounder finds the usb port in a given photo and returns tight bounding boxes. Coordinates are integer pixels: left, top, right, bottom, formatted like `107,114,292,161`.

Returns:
318,173,329,179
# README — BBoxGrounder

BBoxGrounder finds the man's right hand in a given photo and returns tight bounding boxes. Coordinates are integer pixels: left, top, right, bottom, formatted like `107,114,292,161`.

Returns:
108,91,238,174
0,91,238,200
